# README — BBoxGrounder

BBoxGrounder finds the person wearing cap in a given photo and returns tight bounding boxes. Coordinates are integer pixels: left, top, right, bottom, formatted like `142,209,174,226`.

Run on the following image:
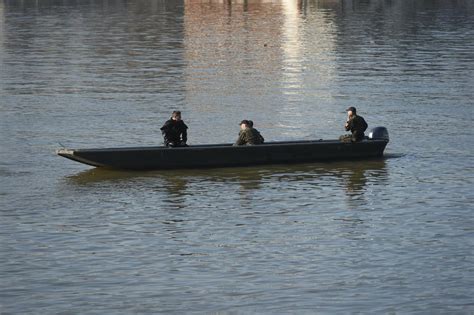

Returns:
160,110,188,147
339,106,368,142
234,120,264,146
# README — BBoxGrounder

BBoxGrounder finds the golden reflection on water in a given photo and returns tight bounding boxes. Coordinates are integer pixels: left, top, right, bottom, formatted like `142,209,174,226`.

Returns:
278,0,337,137
280,0,305,119
183,1,283,109
182,0,337,140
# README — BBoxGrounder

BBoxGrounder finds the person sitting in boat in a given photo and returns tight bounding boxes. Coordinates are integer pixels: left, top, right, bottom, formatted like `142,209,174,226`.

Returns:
234,120,264,146
160,111,188,147
247,120,265,142
339,106,368,142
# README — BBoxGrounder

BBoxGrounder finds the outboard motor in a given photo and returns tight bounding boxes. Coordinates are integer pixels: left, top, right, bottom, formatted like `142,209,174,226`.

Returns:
368,127,389,142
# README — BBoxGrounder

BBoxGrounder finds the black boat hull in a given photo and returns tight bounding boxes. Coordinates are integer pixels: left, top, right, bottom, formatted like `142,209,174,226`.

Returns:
57,139,388,170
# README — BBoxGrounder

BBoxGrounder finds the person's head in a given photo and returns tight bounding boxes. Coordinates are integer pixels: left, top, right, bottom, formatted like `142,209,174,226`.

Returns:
240,120,250,130
247,120,254,128
346,106,357,117
171,111,182,121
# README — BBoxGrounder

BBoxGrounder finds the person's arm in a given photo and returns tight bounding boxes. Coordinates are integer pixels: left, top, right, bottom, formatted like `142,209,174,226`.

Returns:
161,120,172,133
345,118,352,131
234,131,246,146
181,123,188,144
161,120,172,144
256,130,264,143
361,117,368,132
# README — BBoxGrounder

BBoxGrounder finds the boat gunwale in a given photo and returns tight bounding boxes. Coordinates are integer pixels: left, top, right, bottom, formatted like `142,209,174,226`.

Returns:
60,139,388,153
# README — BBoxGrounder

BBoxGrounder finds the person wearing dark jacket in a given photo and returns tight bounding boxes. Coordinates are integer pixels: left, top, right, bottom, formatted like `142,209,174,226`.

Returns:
160,111,188,147
339,106,368,142
234,120,264,146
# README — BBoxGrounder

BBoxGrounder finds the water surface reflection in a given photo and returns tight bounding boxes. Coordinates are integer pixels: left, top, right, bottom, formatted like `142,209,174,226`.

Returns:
65,159,388,246
66,158,388,197
3,0,472,312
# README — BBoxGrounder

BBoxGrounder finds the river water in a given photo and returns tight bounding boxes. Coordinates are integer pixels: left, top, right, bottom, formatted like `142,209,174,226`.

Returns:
0,0,473,313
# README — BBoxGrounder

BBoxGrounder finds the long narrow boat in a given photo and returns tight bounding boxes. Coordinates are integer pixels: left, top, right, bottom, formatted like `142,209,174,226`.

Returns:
57,127,389,170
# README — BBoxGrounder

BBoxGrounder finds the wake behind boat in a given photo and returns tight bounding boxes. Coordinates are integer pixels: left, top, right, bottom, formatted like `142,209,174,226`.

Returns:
56,127,389,170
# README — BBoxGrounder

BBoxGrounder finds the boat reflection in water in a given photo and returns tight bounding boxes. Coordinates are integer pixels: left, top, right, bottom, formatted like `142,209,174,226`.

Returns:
66,158,388,199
